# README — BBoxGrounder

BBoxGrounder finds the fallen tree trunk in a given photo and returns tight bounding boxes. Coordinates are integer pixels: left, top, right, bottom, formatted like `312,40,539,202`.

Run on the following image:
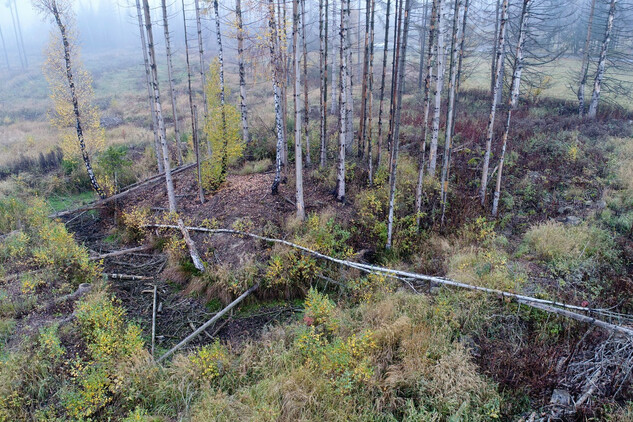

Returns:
158,282,260,362
90,245,152,260
105,273,154,281
177,218,205,272
145,224,633,338
51,163,196,218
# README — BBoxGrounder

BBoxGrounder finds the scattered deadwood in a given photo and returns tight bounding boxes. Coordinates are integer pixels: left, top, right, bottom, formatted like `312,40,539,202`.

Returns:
145,224,633,338
90,245,152,260
158,282,260,362
50,163,196,218
105,273,154,281
177,218,205,272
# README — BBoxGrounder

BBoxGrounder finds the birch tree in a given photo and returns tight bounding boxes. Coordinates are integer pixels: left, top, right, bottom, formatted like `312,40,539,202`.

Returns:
577,0,597,117
319,0,329,168
301,0,311,166
269,0,285,195
36,0,105,199
161,0,183,165
135,0,163,173
587,0,616,119
194,0,209,128
367,0,376,185
427,0,445,178
212,0,229,181
293,0,306,219
337,0,350,202
236,0,250,146
376,0,392,167
386,0,412,249
492,0,531,217
330,0,339,116
143,0,177,212
357,0,371,159
479,0,508,205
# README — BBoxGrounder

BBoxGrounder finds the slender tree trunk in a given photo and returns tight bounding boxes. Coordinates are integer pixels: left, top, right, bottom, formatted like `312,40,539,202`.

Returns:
194,0,210,156
269,0,285,195
345,0,354,150
492,0,530,216
417,0,428,90
236,0,250,145
8,1,24,69
136,0,163,173
11,0,27,68
491,0,501,94
587,0,616,119
161,0,183,165
330,0,339,115
293,0,306,219
386,0,412,249
452,0,470,120
439,0,463,225
320,0,330,168
376,0,391,167
143,0,177,212
367,0,376,185
279,0,289,173
337,0,350,202
387,0,403,153
50,0,104,199
357,0,371,159
414,0,438,228
213,0,229,181
427,0,445,178
577,0,596,117
479,0,508,205
0,25,9,70
182,0,201,200
301,0,311,166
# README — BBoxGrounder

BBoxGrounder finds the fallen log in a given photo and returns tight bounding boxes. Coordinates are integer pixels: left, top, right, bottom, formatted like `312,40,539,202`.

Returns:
158,282,260,362
50,163,196,218
177,219,205,272
145,224,633,338
105,273,154,281
90,245,152,260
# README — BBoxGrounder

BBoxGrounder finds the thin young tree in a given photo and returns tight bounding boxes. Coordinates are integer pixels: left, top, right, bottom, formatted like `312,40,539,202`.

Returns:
386,0,412,249
161,0,183,165
301,0,311,166
143,0,177,212
417,0,428,90
427,0,445,178
367,0,376,185
212,0,229,181
236,0,250,146
587,0,617,119
135,0,163,173
492,0,531,217
439,0,463,225
577,0,597,117
386,0,403,154
0,24,9,70
293,0,306,219
344,0,354,149
9,0,26,68
479,0,508,205
35,0,105,199
376,0,392,167
357,0,371,159
269,0,285,195
337,0,350,202
194,0,209,129
331,0,339,115
414,0,438,228
319,0,330,167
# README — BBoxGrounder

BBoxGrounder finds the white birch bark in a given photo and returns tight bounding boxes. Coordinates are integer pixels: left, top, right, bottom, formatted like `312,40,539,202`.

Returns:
577,0,596,117
293,0,306,219
587,0,616,119
319,0,330,167
479,0,508,205
269,0,285,195
427,0,445,178
337,0,350,202
236,0,250,145
213,0,229,180
161,0,183,165
194,0,209,155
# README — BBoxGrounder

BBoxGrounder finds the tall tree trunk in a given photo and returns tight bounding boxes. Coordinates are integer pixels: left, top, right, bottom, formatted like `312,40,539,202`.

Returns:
577,0,596,117
293,0,306,219
491,0,501,94
376,0,392,168
357,0,371,159
337,0,350,202
587,0,616,119
320,0,330,168
8,1,24,69
279,0,289,173
387,0,403,153
427,0,445,178
161,0,183,165
414,0,438,228
11,0,27,68
136,0,163,173
479,0,508,205
330,0,339,115
367,0,376,185
194,0,210,155
143,0,177,212
301,0,311,166
439,0,463,225
236,0,250,146
492,0,530,216
386,0,412,249
182,0,202,200
0,25,9,70
269,0,285,195
213,0,229,181
417,0,428,90
345,0,354,150
50,0,104,199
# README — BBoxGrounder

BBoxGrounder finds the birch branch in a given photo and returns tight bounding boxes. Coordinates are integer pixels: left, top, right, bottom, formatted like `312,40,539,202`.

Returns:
89,245,152,260
177,218,205,272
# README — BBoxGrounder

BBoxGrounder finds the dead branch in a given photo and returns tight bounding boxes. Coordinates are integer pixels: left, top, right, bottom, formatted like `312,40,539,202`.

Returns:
157,282,260,362
105,273,154,281
177,218,205,272
90,245,152,260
